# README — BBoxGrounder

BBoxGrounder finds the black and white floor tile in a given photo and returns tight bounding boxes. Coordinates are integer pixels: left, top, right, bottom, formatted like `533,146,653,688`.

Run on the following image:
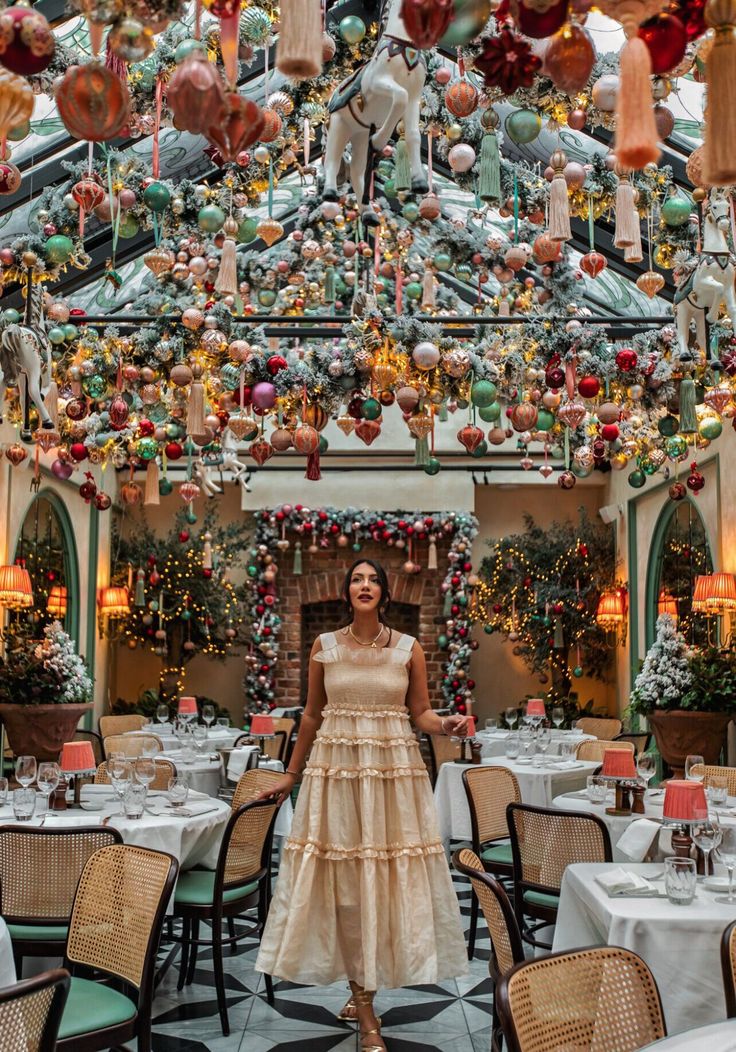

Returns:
151,846,495,1052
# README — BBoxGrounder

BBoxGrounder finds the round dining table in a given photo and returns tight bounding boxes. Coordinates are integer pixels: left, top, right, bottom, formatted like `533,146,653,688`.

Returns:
475,728,595,759
639,1020,736,1050
158,749,223,797
126,725,245,752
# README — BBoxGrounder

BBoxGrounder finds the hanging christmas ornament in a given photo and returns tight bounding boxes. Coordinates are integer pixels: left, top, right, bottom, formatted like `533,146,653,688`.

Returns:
457,424,484,453
205,93,266,162
256,216,284,246
557,400,587,428
445,79,479,117
580,250,607,277
510,0,570,37
504,107,542,144
0,5,55,75
639,11,687,73
249,439,274,465
55,63,130,142
400,0,454,49
474,27,542,95
355,419,382,445
544,23,595,94
686,461,705,492
636,269,665,297
277,0,323,80
548,149,571,242
168,53,226,135
0,160,21,194
448,143,476,172
439,0,492,46
0,69,33,142
703,0,736,185
107,16,154,62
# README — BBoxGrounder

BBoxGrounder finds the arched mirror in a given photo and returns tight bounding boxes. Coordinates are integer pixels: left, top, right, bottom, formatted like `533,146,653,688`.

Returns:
649,499,713,647
13,493,79,640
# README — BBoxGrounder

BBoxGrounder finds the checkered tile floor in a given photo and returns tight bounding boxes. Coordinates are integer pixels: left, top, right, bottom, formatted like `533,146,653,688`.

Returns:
151,847,495,1051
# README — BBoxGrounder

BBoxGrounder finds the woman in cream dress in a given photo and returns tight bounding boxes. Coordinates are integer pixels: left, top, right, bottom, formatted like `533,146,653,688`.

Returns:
256,559,469,1051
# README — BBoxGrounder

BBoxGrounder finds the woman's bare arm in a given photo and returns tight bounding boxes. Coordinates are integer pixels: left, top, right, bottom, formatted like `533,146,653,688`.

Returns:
405,642,469,736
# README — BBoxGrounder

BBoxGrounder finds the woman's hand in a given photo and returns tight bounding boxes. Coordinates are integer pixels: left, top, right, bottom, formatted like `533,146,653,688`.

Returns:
253,773,297,806
442,714,470,737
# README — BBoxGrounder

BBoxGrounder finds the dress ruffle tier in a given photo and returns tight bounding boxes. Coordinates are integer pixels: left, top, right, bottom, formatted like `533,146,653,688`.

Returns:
256,634,468,990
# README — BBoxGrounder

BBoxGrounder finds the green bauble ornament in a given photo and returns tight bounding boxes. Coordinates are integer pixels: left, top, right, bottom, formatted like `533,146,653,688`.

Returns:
136,437,158,460
352,542,362,552
661,194,691,227
258,289,277,307
471,439,488,458
158,478,173,496
241,6,272,42
424,457,441,475
376,293,389,307
197,203,225,232
62,324,76,341
339,15,366,42
247,565,258,577
237,217,258,243
377,159,393,179
185,509,197,524
402,201,419,222
45,234,74,264
174,38,205,62
573,665,583,678
2,308,20,324
628,469,646,488
479,401,501,423
118,214,139,238
505,108,542,144
571,461,593,478
48,326,66,345
319,435,329,454
455,262,473,282
470,379,497,407
83,375,107,399
437,634,448,649
181,608,191,621
536,408,555,431
361,397,382,420
434,252,452,271
699,417,722,440
658,414,679,437
639,456,659,475
383,179,397,198
483,624,493,634
405,281,422,300
142,181,171,213
439,0,492,46
665,434,688,460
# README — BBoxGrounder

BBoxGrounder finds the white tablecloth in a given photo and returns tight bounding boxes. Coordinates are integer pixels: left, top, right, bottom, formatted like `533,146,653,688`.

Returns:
476,729,595,758
434,758,599,843
127,726,242,752
553,862,736,1035
0,918,16,989
160,751,223,797
640,1020,736,1050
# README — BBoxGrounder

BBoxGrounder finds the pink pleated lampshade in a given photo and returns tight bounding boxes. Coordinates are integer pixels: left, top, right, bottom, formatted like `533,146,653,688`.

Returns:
601,749,637,779
526,698,546,717
663,780,708,821
178,697,198,715
60,741,96,774
250,715,275,735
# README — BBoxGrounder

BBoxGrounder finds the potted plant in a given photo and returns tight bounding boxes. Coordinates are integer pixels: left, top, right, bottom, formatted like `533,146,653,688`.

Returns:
0,621,93,761
629,614,736,777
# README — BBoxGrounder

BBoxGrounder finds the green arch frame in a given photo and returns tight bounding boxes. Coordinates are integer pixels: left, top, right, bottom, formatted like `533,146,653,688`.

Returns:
12,488,81,646
644,495,714,651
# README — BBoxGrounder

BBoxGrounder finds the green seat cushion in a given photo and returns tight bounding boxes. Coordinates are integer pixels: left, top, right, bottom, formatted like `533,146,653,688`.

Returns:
174,870,259,907
7,922,68,942
58,977,136,1040
480,843,513,866
523,889,560,910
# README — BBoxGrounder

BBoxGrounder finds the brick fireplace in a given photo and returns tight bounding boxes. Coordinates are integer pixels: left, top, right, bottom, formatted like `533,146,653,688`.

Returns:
273,543,451,708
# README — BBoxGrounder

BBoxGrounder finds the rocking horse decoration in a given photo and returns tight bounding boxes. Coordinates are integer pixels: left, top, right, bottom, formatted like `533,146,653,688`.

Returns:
0,278,54,441
674,188,736,362
322,0,429,226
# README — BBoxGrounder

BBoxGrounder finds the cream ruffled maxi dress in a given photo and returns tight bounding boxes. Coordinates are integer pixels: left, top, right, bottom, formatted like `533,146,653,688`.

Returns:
256,631,468,990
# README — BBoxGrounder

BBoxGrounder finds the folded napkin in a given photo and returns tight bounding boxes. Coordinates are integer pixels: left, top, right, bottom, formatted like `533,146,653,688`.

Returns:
595,867,659,896
44,814,101,827
616,819,661,862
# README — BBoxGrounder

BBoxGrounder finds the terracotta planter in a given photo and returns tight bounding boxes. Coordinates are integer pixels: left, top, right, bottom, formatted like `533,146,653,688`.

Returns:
0,702,94,762
648,709,733,778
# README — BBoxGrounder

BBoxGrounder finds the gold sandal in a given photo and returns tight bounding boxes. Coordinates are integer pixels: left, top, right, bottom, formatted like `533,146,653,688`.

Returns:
337,995,357,1021
354,991,386,1052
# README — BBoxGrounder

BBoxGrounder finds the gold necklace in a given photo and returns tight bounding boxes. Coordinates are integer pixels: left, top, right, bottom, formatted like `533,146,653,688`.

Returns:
348,623,385,648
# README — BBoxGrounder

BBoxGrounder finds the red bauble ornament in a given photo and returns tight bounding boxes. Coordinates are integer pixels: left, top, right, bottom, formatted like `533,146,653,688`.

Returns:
293,424,319,455
543,22,595,94
546,367,565,390
168,53,226,135
0,6,55,75
615,348,638,372
669,481,687,501
672,0,706,42
474,27,542,95
165,441,183,460
266,354,288,375
55,62,130,142
0,160,20,194
95,491,112,511
72,178,104,213
109,394,129,429
577,375,600,399
354,419,381,446
445,79,479,118
639,13,687,75
600,423,620,441
400,0,454,49
580,251,607,279
79,474,97,502
249,439,274,465
69,442,87,462
509,0,570,38
687,462,705,493
205,92,265,163
457,424,484,453
511,402,539,432
138,419,155,437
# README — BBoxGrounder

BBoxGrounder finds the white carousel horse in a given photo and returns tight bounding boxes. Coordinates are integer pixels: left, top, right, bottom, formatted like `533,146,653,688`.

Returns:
0,281,54,440
193,457,222,498
322,0,428,226
221,429,252,491
674,189,736,360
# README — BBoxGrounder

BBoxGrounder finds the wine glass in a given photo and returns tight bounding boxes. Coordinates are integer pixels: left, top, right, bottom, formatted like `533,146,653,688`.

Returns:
36,762,60,813
202,704,215,733
693,812,722,877
156,703,170,727
108,758,132,814
505,706,518,730
536,727,552,766
141,737,159,759
134,757,155,793
715,825,736,903
551,707,564,730
15,756,36,789
637,752,657,794
192,725,208,754
685,755,705,782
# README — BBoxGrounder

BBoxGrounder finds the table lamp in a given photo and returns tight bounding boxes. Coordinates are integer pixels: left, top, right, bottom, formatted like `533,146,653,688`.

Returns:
663,779,709,862
526,699,546,718
601,748,638,816
178,697,198,720
60,741,97,806
250,715,275,735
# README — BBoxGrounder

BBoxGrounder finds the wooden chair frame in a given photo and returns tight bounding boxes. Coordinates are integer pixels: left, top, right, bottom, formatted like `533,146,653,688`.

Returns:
0,968,70,1052
424,733,461,786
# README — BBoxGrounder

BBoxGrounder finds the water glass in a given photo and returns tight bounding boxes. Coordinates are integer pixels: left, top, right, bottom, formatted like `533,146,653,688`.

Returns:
716,825,736,903
192,725,208,753
180,738,195,764
134,757,156,790
505,733,520,760
708,776,729,807
37,762,60,812
123,783,147,819
216,717,230,729
0,777,8,806
15,756,36,789
685,755,705,782
536,727,552,766
587,775,608,804
484,718,498,733
167,777,189,808
664,856,697,905
559,741,575,763
108,758,132,812
12,787,35,822
141,737,159,759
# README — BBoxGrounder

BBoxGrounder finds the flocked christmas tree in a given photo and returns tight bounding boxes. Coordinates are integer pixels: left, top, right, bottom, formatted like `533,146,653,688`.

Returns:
630,614,693,716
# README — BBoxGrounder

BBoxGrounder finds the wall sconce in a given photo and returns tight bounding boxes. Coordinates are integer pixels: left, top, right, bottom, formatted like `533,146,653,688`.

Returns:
98,586,131,638
0,565,33,609
47,584,68,620
596,587,628,644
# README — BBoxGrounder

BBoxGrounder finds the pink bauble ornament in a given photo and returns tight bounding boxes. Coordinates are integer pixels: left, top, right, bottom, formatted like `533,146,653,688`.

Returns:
448,143,476,173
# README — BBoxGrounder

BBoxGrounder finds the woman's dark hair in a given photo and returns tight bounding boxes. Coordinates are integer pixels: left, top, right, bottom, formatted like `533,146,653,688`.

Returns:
341,559,391,623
